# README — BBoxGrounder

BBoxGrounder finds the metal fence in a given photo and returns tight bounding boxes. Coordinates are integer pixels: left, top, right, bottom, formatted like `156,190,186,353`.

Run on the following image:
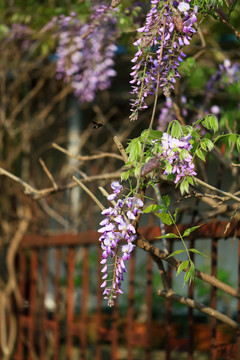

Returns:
4,221,240,360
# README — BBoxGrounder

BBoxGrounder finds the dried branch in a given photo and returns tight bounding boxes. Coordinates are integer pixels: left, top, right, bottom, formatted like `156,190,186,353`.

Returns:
0,166,122,199
39,158,58,190
5,205,31,304
158,289,239,329
39,199,70,229
113,136,128,163
195,177,240,204
151,253,170,291
135,234,240,299
8,79,45,122
72,176,105,211
52,142,124,161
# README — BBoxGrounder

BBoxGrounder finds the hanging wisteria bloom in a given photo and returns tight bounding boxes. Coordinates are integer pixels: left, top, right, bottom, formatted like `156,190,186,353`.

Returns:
130,0,198,121
141,132,197,183
207,59,240,95
53,6,117,103
98,181,144,306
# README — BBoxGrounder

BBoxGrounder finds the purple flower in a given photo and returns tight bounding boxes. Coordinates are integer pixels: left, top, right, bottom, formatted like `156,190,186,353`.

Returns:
54,6,117,104
141,132,197,183
111,181,123,194
98,181,144,306
129,0,198,121
178,2,190,13
122,243,135,260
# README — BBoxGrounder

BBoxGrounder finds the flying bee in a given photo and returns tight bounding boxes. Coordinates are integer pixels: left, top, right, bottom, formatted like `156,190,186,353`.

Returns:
92,120,103,129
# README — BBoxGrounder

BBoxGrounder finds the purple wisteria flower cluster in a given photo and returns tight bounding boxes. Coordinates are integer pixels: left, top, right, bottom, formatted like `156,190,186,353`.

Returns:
98,181,143,306
130,0,198,121
53,6,117,103
207,59,240,94
141,132,196,183
161,133,196,183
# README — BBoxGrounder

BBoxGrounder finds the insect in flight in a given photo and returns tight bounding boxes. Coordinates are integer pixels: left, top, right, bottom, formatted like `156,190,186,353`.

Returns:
92,120,103,129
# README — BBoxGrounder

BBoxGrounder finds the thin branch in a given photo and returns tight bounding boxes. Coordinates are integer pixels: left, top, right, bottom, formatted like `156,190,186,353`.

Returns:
113,136,128,163
158,289,239,329
39,158,58,190
135,234,240,299
195,177,240,203
151,253,170,290
52,142,124,161
72,176,105,211
0,167,38,196
5,204,31,306
0,166,122,199
39,199,70,229
9,79,45,122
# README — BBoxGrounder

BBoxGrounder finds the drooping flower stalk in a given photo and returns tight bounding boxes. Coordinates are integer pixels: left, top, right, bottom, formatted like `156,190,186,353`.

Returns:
98,181,144,306
130,0,198,121
53,6,117,103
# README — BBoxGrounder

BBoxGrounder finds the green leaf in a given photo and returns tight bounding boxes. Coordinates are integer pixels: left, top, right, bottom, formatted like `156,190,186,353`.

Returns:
196,148,206,162
143,204,163,213
177,260,189,276
134,166,141,177
156,233,179,239
125,139,142,161
237,136,240,152
173,207,179,222
148,129,163,141
130,139,142,161
121,171,129,181
162,195,170,207
189,248,207,257
170,120,183,139
184,262,195,284
228,134,237,147
155,213,172,225
200,138,214,152
186,176,194,185
166,249,186,258
121,168,134,181
184,268,192,284
182,225,202,237
179,148,189,160
165,162,172,174
202,115,218,133
180,180,189,195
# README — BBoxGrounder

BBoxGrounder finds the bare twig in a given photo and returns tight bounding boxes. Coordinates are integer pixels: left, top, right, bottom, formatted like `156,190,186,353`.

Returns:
39,158,58,190
52,142,124,161
72,176,105,211
5,205,31,304
151,253,170,290
195,177,240,203
158,290,239,329
135,234,240,299
0,167,38,196
0,165,122,199
39,199,70,229
113,136,128,163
